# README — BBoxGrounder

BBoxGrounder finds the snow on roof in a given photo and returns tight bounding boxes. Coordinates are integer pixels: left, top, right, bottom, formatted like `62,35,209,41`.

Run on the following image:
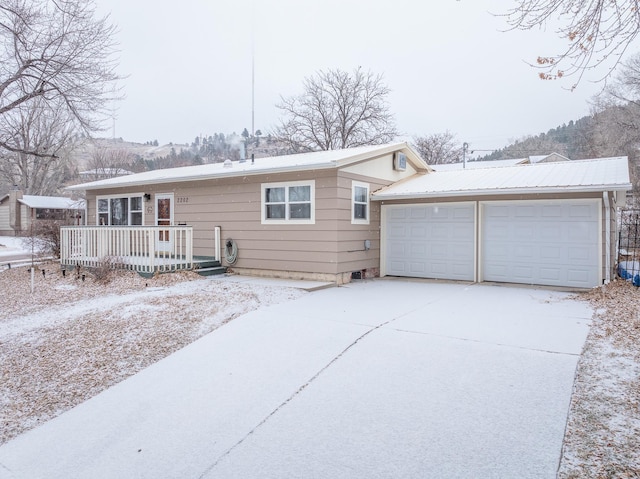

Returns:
373,156,631,200
430,159,526,171
19,195,86,210
69,142,428,191
79,168,134,176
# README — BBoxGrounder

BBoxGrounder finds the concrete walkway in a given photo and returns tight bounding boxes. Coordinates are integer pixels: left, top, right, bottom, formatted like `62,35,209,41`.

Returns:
0,280,593,479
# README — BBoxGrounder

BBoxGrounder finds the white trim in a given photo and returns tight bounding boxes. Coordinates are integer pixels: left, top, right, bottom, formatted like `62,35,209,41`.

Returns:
371,185,633,201
96,192,144,226
603,191,611,284
260,180,315,225
380,205,388,277
155,193,175,253
351,181,370,225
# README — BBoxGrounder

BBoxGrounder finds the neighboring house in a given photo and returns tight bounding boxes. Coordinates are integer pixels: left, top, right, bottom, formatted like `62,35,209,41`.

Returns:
78,168,134,181
431,152,569,171
0,192,86,236
64,142,631,288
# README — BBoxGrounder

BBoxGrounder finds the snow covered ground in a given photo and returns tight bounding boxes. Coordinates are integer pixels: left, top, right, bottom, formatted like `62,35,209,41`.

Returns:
0,277,593,478
1,235,639,478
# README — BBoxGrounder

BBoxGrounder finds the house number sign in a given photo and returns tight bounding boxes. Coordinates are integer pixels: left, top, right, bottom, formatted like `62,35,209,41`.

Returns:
176,197,189,204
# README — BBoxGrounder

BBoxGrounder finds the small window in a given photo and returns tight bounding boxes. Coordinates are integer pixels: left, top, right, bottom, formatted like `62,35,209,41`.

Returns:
35,208,67,220
352,181,370,225
261,181,315,224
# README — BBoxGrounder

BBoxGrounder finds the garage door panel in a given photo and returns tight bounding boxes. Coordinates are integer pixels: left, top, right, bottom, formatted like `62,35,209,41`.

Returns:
540,246,562,260
389,208,407,220
429,262,447,275
515,205,535,217
410,208,427,220
389,225,406,238
453,206,474,220
539,267,561,281
482,201,600,288
568,247,593,261
568,223,597,241
385,203,475,281
567,269,590,284
410,243,427,257
570,204,593,217
540,225,562,240
514,225,534,239
451,262,474,276
542,205,562,217
410,262,426,274
513,245,534,260
431,224,449,239
513,265,535,281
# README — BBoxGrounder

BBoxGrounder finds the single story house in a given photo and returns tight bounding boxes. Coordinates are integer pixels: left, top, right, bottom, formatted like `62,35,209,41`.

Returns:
0,191,85,236
64,142,631,288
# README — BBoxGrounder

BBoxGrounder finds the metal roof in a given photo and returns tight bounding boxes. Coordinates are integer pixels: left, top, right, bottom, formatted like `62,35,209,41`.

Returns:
68,142,429,191
372,156,631,200
19,195,86,210
430,159,525,171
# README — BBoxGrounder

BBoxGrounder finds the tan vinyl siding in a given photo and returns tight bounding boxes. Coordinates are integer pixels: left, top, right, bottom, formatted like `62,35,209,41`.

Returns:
85,170,347,275
334,172,393,275
0,205,9,233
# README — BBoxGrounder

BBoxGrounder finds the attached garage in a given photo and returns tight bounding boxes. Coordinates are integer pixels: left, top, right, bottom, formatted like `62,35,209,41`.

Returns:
383,203,475,281
374,157,631,289
481,200,600,288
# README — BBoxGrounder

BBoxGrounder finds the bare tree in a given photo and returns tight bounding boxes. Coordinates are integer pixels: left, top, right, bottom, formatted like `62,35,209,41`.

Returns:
0,97,77,194
589,55,640,193
0,0,120,160
504,0,640,87
275,67,398,152
84,146,134,180
413,132,463,165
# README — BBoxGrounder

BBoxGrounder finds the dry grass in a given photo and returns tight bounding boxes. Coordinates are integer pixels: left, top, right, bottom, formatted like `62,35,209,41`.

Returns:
558,281,640,478
0,263,303,445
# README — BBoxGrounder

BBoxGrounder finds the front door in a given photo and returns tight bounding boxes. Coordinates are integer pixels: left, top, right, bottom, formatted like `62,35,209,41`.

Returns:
155,193,174,253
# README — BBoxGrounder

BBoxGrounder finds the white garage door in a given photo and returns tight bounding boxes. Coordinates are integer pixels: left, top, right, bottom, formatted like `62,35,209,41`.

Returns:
384,203,475,281
482,200,600,288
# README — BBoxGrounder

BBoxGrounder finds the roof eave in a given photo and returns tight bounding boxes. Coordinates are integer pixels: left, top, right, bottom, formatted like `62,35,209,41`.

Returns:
67,162,339,191
371,183,634,201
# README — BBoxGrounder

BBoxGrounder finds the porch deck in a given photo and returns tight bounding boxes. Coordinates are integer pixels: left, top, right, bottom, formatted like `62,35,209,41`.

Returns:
60,225,223,276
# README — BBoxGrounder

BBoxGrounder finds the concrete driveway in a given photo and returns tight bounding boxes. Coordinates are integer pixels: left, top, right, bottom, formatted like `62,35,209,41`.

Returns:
0,279,592,479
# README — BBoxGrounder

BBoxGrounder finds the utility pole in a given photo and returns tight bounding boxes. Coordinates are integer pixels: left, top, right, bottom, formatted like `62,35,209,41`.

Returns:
463,142,468,169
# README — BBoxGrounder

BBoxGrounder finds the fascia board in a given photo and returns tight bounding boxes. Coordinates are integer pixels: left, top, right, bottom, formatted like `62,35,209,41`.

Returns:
371,183,634,201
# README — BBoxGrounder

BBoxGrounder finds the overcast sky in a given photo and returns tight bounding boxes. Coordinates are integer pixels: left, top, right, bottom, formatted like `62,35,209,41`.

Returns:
95,0,612,156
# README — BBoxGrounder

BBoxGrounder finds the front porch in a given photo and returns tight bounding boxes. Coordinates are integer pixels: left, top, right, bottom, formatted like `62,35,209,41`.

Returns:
60,225,224,276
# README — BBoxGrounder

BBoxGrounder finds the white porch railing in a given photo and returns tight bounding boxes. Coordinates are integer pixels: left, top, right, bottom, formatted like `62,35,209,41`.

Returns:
60,225,195,275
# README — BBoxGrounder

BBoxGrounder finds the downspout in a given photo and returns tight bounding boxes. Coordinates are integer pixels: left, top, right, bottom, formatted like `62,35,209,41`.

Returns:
603,191,611,284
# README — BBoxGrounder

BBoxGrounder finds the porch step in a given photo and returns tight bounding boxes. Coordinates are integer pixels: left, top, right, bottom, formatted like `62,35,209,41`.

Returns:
193,257,227,276
195,265,227,276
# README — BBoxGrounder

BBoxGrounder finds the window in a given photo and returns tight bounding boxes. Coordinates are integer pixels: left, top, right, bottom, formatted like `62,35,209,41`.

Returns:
352,181,370,225
261,181,315,224
97,195,144,225
35,208,67,220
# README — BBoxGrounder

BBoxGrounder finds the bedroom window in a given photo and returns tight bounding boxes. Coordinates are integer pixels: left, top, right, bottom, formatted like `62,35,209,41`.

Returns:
352,181,370,225
97,195,144,226
261,180,315,224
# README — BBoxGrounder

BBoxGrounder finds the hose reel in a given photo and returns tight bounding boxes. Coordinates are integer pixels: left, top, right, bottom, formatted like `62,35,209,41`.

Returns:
225,238,238,265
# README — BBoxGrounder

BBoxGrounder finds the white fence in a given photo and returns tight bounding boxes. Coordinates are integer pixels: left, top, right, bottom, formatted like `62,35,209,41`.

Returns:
60,225,195,275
